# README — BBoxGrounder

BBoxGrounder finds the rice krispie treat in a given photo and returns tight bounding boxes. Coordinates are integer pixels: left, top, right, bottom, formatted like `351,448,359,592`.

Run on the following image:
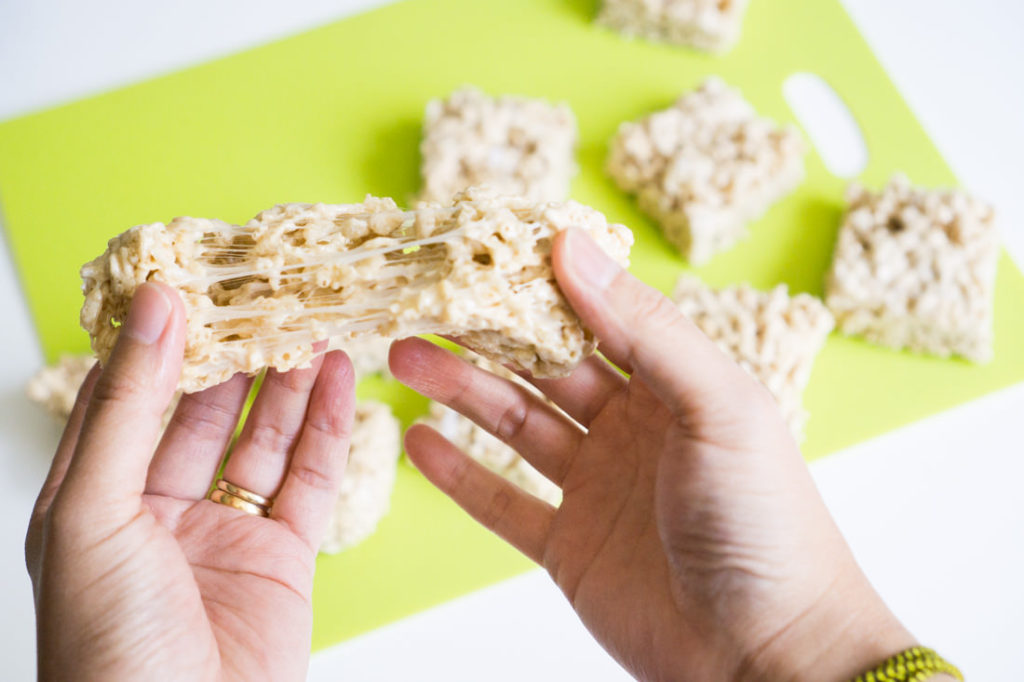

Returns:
419,354,561,506
420,87,577,203
607,77,804,265
673,277,834,440
320,400,401,554
825,176,999,362
81,188,633,393
26,354,97,421
597,0,751,53
27,353,180,426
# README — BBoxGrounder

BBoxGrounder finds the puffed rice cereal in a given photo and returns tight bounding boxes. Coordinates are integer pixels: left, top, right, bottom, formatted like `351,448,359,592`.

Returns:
607,77,804,265
825,175,998,362
81,188,633,393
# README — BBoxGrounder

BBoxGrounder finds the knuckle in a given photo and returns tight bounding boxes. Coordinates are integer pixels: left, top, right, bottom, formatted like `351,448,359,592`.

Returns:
267,365,317,395
168,400,237,440
305,409,353,442
441,358,475,402
632,285,681,329
493,397,529,443
479,486,514,532
287,460,336,494
441,451,472,495
90,365,152,410
247,421,296,456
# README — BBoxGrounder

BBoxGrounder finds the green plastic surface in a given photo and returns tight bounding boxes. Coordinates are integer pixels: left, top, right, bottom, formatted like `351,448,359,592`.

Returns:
1,0,1022,649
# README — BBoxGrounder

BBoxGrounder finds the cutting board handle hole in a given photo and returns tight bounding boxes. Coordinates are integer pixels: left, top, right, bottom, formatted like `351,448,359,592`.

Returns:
783,72,868,179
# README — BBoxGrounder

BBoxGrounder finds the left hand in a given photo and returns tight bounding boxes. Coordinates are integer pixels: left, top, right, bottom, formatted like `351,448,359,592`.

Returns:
25,282,356,682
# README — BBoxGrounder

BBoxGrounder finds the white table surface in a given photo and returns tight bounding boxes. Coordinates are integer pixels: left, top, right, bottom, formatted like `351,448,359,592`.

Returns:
1,1,1022,680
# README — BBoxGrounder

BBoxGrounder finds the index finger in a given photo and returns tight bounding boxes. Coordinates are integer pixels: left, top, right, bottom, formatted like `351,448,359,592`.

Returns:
55,283,186,522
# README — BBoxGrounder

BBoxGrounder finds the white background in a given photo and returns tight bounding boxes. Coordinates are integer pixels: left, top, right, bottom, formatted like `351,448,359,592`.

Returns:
1,1,1022,680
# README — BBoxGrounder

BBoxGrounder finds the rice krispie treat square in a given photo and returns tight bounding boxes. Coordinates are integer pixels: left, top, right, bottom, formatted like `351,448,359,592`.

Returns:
607,77,805,265
27,354,97,422
320,401,401,554
597,0,751,53
825,175,999,362
419,87,577,203
28,354,180,428
674,276,834,440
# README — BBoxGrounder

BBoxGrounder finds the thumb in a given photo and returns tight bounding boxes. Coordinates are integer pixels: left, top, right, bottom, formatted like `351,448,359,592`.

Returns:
553,228,749,417
56,282,186,519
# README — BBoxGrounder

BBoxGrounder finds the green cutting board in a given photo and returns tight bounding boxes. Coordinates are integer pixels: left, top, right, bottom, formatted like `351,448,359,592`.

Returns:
2,0,1023,649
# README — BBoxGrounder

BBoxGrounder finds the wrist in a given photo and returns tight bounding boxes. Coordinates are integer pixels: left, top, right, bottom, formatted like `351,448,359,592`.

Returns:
735,574,916,682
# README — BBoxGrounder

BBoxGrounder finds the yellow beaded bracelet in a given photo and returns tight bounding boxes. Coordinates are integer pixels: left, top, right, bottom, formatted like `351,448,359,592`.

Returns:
851,646,963,682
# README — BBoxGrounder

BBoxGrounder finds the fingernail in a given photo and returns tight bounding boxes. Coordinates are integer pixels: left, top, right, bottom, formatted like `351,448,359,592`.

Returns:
124,283,172,345
564,228,619,291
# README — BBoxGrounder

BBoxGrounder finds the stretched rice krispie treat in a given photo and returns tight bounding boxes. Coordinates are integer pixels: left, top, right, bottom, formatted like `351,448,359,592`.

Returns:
81,188,633,393
420,87,577,203
597,0,751,53
27,354,97,421
607,77,804,265
825,176,998,362
320,400,401,554
419,353,561,506
673,277,834,440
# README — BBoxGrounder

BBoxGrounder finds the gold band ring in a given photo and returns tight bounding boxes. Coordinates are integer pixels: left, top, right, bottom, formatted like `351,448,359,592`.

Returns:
209,484,271,518
209,489,270,517
216,479,273,508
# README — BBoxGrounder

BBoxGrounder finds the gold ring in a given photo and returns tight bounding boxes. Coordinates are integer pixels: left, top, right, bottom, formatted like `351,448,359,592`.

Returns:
209,489,270,518
216,479,273,508
209,489,270,517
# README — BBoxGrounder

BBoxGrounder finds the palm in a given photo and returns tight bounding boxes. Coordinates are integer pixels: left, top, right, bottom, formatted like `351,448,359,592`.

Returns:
543,380,691,678
137,495,318,681
545,370,860,679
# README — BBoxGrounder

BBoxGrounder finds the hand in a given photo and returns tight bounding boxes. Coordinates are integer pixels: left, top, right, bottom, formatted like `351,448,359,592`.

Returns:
390,229,916,681
25,282,356,682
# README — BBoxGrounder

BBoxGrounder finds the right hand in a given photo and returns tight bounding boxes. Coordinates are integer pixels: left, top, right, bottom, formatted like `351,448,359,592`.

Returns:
390,228,916,681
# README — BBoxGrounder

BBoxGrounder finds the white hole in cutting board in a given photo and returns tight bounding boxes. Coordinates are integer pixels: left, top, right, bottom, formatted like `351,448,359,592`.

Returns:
783,72,868,179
